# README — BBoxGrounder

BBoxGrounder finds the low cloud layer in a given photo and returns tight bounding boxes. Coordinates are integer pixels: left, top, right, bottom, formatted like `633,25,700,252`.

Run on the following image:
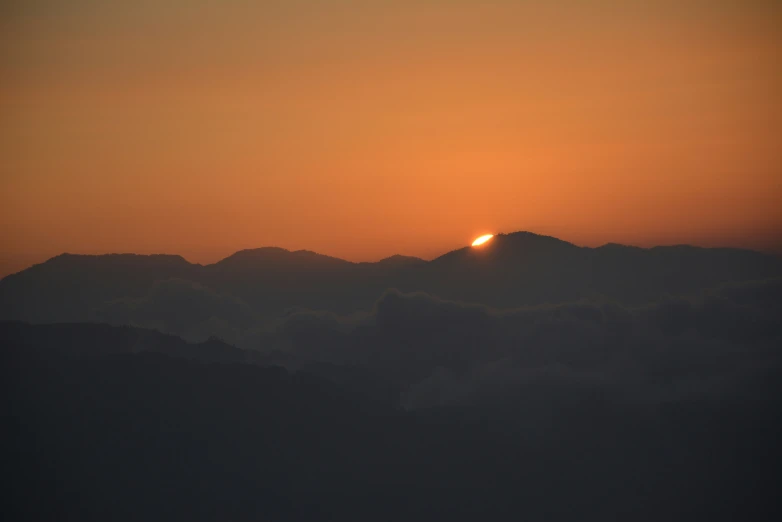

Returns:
279,279,782,409
92,278,260,343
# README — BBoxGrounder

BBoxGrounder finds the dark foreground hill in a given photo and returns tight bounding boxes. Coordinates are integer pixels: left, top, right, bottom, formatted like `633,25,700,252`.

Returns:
1,232,780,345
3,320,782,521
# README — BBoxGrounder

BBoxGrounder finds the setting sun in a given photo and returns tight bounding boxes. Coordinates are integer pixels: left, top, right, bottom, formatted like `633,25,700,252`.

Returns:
472,234,494,247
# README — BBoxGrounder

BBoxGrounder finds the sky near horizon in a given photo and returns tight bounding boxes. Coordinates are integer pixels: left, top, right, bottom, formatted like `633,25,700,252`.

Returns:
1,0,781,276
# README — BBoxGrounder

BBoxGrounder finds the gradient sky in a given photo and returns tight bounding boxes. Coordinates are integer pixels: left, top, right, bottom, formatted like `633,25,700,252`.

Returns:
2,0,781,276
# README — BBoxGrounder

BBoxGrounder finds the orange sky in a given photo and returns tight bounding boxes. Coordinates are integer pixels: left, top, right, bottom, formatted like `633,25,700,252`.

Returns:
1,0,781,277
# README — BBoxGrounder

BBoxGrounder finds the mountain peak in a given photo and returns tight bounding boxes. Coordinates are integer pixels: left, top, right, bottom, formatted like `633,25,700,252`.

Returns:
214,247,352,268
39,253,192,271
375,255,426,266
223,247,291,258
48,252,189,262
498,231,578,248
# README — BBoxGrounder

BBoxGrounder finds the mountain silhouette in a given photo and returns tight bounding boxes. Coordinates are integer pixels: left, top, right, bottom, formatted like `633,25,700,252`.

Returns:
0,253,198,323
0,320,246,363
400,232,782,305
1,232,779,344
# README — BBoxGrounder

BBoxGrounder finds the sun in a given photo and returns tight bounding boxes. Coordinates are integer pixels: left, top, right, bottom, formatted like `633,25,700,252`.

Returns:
471,234,494,247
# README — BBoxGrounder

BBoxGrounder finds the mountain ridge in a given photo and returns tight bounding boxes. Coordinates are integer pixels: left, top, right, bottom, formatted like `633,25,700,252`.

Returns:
6,230,780,279
2,231,780,345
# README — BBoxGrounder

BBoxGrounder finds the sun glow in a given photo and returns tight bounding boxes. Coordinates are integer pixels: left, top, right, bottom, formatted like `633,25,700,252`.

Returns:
471,234,494,247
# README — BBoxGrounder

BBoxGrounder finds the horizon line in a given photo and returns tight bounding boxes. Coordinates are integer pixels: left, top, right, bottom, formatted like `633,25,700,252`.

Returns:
3,229,781,280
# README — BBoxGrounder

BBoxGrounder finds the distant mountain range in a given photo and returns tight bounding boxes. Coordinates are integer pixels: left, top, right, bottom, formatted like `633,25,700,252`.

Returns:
5,239,781,521
2,231,780,346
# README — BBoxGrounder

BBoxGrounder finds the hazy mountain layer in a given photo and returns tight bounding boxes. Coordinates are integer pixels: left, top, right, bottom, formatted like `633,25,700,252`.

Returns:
4,315,780,521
